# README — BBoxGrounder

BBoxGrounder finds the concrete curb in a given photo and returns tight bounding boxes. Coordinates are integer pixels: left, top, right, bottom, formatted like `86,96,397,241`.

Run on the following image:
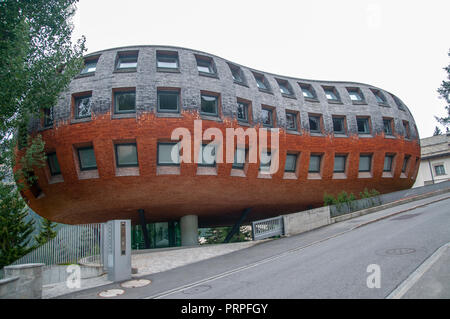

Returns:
386,242,450,299
351,194,450,230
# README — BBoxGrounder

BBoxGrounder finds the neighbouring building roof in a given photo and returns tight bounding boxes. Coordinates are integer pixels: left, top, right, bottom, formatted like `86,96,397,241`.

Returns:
420,133,450,159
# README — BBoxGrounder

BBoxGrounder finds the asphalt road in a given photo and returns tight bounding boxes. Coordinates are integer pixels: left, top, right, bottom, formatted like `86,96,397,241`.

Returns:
157,196,450,299
61,194,450,299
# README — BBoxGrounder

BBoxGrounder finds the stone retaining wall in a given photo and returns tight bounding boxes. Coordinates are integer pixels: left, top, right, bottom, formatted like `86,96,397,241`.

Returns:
0,264,44,299
282,206,331,236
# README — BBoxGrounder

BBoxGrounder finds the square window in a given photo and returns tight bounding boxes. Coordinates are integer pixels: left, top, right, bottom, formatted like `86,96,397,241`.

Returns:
114,91,136,114
198,144,216,167
357,117,370,134
196,55,216,75
334,155,346,173
279,84,291,95
392,95,406,111
255,77,266,89
286,112,297,130
158,143,180,166
115,144,138,167
47,153,61,176
228,63,245,84
402,155,410,173
231,68,242,82
384,155,394,172
116,52,138,70
309,115,321,133
323,86,340,102
371,89,387,105
285,154,297,172
200,94,218,116
359,155,372,172
232,148,246,169
332,117,346,134
277,79,294,96
347,88,365,103
309,155,321,173
299,83,317,100
261,108,273,127
253,73,271,92
80,58,98,74
383,118,393,135
75,95,92,119
77,147,97,171
259,151,272,172
403,121,411,138
434,164,446,176
158,90,179,113
156,51,179,70
197,63,212,74
237,101,248,122
43,107,54,127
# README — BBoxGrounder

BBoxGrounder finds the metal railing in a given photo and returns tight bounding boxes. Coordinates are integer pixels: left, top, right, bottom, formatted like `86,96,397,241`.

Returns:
12,223,103,266
252,216,284,241
330,196,382,218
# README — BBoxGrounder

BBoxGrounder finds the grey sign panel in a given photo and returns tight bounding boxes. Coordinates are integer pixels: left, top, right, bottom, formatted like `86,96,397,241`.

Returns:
104,220,131,282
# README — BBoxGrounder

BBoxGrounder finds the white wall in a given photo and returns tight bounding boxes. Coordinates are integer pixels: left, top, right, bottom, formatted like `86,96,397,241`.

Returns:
282,207,331,236
413,156,450,187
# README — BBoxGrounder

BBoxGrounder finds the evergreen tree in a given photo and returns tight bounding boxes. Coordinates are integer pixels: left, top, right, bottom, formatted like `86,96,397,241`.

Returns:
435,49,450,129
433,126,442,136
34,218,57,246
0,0,85,269
0,182,35,269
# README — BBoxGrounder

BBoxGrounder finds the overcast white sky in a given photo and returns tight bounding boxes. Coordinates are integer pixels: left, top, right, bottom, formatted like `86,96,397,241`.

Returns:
72,0,450,137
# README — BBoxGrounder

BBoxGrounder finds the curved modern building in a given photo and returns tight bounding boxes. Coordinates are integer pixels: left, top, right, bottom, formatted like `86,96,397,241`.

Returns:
18,45,421,234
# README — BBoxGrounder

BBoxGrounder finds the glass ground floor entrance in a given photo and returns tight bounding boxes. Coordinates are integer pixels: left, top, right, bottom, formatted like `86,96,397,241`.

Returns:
131,221,181,249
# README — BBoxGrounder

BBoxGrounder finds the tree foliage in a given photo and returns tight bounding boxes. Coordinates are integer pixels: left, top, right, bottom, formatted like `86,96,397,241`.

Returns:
0,183,35,269
35,218,57,246
0,0,85,268
0,0,86,183
323,192,337,206
323,189,380,208
433,126,442,136
435,49,450,129
14,134,46,190
202,226,252,244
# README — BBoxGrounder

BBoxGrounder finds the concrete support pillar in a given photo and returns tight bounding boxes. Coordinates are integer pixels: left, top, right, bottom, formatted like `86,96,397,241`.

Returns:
138,209,150,249
180,215,199,246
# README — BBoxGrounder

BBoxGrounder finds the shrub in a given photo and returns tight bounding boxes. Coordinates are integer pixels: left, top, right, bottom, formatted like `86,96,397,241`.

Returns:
323,193,337,206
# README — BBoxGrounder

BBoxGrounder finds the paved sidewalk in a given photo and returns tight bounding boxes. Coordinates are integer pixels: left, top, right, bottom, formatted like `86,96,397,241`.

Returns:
43,274,112,299
394,243,450,299
42,241,258,299
132,241,257,276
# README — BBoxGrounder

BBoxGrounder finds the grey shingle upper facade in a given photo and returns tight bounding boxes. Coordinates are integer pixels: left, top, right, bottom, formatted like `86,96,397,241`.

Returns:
40,45,418,140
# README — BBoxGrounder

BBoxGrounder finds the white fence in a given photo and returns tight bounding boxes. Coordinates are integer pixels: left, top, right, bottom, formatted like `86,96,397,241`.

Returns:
252,216,284,240
13,223,103,266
